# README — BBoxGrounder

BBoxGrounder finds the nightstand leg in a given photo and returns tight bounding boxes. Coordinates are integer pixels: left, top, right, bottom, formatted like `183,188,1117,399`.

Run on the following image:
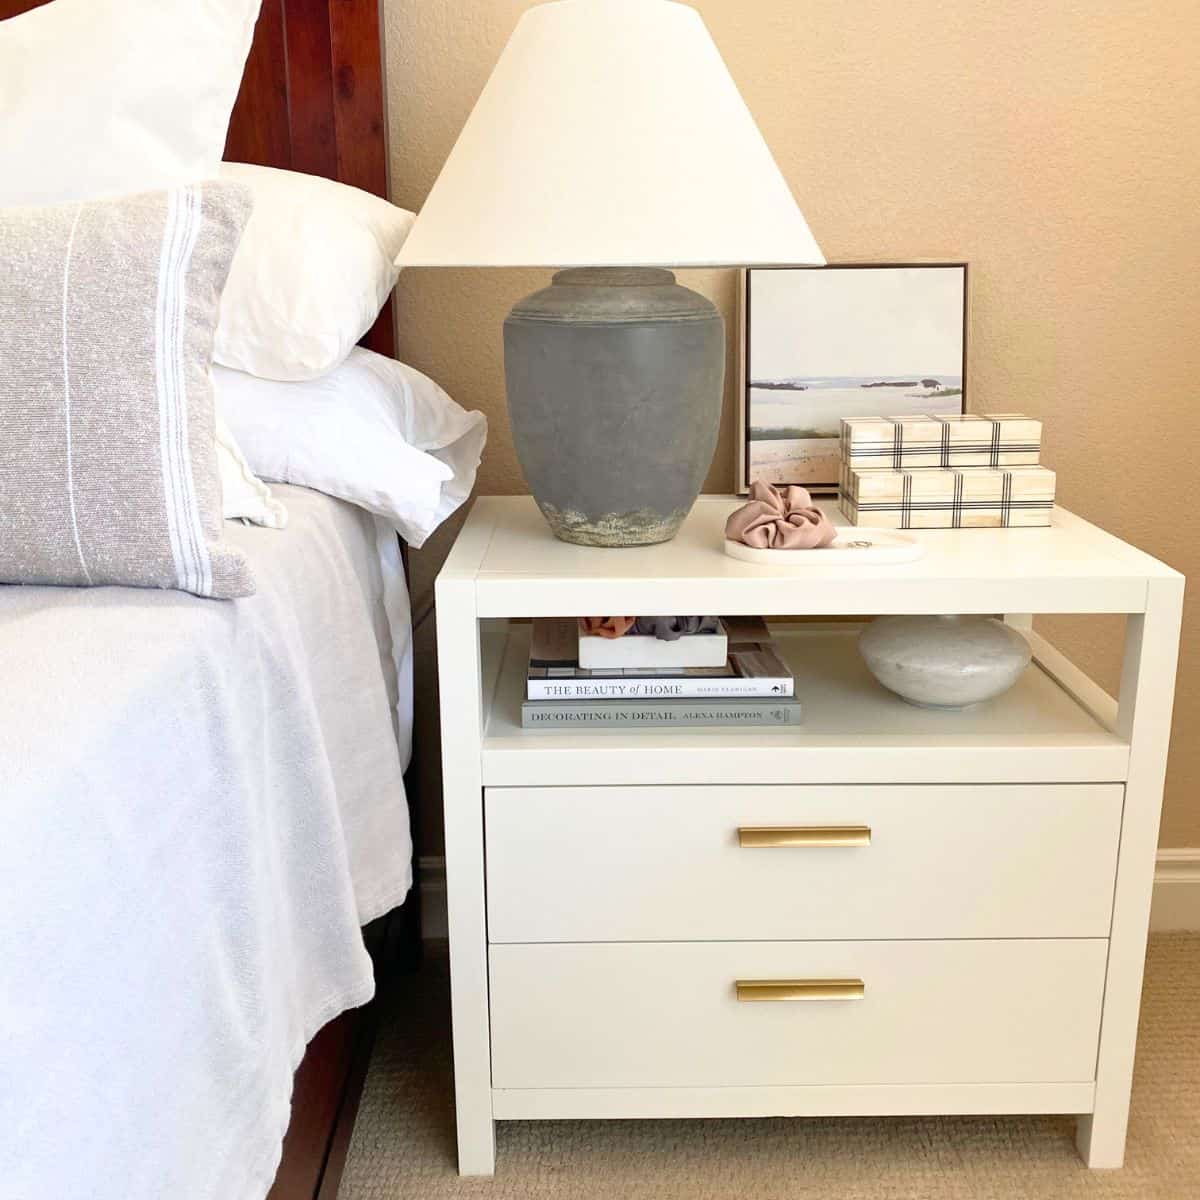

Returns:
454,1096,497,1177
1076,1110,1126,1169
1076,578,1183,1168
437,575,497,1177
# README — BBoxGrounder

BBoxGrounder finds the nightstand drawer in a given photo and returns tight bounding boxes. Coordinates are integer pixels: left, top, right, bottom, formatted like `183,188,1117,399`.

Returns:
485,784,1122,941
489,939,1107,1090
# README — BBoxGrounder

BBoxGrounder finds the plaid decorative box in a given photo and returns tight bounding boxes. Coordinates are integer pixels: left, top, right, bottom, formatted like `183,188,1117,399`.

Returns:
839,464,1056,529
840,413,1043,471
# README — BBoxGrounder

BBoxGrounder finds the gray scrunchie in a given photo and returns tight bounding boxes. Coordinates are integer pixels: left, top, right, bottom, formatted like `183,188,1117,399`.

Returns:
631,616,721,642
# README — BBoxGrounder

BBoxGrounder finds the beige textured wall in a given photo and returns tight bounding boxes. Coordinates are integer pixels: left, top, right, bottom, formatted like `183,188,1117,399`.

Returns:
383,0,1200,850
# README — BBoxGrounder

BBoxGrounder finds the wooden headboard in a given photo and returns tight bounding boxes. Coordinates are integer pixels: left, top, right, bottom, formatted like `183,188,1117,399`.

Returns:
227,0,396,357
0,0,396,358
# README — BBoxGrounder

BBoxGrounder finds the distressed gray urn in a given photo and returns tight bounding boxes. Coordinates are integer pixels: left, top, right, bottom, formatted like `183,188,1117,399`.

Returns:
503,267,724,546
858,615,1032,710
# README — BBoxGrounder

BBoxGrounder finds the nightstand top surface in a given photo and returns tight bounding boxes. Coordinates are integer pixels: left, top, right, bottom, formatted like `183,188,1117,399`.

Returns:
440,495,1180,617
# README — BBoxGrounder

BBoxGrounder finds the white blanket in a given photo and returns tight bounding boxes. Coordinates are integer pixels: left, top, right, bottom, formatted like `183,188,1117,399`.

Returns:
0,486,412,1200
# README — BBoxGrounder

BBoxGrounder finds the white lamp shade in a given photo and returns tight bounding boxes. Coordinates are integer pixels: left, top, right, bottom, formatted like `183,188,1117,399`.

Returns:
396,0,824,268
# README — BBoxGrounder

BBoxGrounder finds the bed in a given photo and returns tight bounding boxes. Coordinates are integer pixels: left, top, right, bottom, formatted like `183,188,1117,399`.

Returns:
0,3,422,1198
0,488,413,1199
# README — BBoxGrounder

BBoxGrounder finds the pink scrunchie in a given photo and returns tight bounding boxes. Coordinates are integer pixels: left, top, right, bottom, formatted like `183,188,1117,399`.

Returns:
579,616,636,639
725,481,837,550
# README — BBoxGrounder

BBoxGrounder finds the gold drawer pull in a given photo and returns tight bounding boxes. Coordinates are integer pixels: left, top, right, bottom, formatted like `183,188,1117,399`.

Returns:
736,978,866,1002
737,825,871,848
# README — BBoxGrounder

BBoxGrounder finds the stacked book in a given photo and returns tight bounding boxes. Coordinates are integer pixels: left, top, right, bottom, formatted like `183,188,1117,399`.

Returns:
838,412,1056,529
522,617,800,729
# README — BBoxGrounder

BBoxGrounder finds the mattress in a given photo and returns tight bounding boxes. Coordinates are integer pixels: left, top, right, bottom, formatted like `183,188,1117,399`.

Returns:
0,485,413,1200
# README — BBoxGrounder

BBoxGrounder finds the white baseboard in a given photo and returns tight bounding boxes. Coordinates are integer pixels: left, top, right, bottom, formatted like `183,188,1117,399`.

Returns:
1151,849,1200,932
417,850,1200,940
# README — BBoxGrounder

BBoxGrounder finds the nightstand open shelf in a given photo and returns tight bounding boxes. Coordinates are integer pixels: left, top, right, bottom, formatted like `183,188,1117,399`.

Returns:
481,622,1127,787
437,495,1183,1177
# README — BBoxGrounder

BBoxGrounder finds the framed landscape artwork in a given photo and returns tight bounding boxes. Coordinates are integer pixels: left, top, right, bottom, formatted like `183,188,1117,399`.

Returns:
738,264,968,492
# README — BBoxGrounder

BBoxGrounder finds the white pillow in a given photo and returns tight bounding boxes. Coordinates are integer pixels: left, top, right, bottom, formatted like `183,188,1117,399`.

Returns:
216,414,288,529
213,163,416,382
214,348,487,547
0,0,260,205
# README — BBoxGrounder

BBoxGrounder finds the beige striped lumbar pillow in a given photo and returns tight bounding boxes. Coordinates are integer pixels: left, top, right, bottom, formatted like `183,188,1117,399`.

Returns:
0,182,255,598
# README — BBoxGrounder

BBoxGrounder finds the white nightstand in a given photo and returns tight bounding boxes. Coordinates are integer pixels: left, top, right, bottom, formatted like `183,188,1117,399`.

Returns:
435,495,1183,1177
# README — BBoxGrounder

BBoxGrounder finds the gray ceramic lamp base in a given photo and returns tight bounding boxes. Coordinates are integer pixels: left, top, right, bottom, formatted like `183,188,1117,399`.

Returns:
503,267,725,547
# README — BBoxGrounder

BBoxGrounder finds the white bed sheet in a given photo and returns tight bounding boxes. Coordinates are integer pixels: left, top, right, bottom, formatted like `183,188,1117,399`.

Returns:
0,485,412,1200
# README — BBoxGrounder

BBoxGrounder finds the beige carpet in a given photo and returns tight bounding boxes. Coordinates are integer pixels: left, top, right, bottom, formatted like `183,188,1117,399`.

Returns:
341,936,1199,1198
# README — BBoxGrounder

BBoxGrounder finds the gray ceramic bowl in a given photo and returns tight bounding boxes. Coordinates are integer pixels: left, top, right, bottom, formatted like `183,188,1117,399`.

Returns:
858,615,1032,709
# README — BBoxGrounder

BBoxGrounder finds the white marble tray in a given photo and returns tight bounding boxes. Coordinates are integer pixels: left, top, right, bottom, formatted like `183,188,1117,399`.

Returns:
723,529,925,566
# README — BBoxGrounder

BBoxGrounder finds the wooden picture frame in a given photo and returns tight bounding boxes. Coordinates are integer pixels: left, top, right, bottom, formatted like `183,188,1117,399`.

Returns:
737,263,969,494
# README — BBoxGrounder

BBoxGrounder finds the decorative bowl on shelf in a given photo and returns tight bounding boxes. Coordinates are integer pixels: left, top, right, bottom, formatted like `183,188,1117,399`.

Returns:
858,615,1032,710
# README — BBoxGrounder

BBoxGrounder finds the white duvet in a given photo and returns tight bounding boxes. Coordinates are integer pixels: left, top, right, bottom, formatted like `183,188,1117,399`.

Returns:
0,486,413,1200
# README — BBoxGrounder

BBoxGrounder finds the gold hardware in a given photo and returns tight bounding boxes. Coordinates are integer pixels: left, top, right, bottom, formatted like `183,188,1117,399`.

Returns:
736,978,866,1002
737,825,871,848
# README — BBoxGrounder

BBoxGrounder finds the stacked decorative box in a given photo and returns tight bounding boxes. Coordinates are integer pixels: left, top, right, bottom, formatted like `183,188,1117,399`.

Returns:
839,413,1055,529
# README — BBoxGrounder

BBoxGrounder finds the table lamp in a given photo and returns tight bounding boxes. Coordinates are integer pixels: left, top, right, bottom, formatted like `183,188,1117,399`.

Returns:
397,0,824,546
